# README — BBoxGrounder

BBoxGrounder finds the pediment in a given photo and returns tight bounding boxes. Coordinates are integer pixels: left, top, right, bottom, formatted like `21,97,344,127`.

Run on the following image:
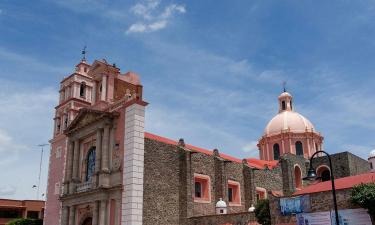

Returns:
65,109,117,134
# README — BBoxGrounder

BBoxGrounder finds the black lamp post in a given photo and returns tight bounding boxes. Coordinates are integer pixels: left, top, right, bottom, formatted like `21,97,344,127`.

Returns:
303,150,339,225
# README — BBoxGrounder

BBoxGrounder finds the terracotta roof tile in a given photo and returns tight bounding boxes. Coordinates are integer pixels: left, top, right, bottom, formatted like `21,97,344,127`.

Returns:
293,172,375,196
144,132,277,168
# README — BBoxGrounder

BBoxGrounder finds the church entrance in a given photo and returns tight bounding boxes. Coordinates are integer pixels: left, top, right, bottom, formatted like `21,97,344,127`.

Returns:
82,217,92,225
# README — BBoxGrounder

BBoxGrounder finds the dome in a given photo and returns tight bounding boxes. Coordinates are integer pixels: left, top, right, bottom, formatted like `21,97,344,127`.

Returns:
369,149,375,159
264,111,315,136
215,198,227,208
278,91,292,99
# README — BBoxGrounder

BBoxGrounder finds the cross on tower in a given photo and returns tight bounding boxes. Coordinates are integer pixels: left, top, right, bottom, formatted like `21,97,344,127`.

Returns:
283,81,287,92
81,46,87,61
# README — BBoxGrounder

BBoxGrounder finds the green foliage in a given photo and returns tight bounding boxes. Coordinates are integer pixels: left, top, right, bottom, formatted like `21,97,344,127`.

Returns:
6,218,43,225
254,199,271,225
351,183,375,218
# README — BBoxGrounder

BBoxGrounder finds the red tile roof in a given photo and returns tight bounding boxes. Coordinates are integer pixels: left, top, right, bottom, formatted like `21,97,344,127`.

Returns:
144,132,278,169
293,172,375,196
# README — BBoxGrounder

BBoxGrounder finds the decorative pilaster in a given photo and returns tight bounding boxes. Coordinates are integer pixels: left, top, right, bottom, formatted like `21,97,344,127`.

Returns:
101,75,107,101
92,201,99,225
65,141,74,194
61,206,69,225
101,125,110,172
121,102,146,225
92,82,97,104
72,140,80,180
68,206,75,225
99,200,107,225
95,129,102,186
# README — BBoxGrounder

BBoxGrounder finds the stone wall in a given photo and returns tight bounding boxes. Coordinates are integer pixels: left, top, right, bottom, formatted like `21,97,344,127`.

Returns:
188,212,258,225
143,138,181,225
280,154,307,196
311,152,369,179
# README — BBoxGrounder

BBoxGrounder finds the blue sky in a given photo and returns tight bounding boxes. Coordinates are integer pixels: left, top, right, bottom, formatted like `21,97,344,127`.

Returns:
0,0,375,199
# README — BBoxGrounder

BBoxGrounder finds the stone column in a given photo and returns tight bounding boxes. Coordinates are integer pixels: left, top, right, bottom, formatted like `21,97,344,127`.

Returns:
101,125,110,172
65,141,74,194
61,206,69,225
93,201,99,225
99,200,107,225
121,103,146,225
114,199,121,225
92,82,97,104
72,140,80,180
101,75,107,101
109,127,115,170
68,206,75,225
95,129,102,187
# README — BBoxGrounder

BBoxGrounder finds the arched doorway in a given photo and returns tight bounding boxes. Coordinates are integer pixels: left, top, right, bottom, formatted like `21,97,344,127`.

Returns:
317,166,331,182
82,217,92,225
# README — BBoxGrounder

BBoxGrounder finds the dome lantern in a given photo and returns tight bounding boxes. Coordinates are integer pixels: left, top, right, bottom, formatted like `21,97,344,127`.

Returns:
215,198,227,215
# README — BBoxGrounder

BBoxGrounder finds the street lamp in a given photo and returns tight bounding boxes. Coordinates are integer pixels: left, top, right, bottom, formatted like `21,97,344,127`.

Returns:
303,150,339,225
36,144,48,200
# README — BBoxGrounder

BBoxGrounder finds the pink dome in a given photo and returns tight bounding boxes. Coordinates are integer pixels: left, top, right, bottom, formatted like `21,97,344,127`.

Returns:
264,111,315,135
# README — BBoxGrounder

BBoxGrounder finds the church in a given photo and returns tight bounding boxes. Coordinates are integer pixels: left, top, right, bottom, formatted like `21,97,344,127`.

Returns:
44,57,370,225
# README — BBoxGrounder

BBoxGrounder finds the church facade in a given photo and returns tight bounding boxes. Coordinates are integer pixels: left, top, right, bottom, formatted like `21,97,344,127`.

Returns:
44,58,370,225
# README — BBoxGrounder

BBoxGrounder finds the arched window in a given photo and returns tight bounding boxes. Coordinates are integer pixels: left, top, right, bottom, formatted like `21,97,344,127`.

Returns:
80,82,86,97
295,141,304,156
317,166,331,182
273,143,280,160
290,100,293,110
86,147,96,182
294,165,302,189
282,101,286,110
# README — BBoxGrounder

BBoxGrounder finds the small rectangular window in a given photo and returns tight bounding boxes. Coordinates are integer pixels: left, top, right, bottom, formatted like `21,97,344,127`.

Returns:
195,182,202,198
194,174,211,203
228,187,233,202
370,162,373,169
228,180,241,205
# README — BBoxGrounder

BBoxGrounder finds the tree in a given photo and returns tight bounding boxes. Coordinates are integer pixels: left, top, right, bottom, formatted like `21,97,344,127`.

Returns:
6,218,43,225
351,183,375,222
254,199,271,225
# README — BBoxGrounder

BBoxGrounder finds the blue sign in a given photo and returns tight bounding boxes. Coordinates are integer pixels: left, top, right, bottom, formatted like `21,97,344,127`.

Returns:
280,195,310,215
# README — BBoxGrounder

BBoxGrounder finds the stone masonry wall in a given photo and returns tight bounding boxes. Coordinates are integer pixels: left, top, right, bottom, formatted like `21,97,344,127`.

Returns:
143,138,181,225
188,212,257,225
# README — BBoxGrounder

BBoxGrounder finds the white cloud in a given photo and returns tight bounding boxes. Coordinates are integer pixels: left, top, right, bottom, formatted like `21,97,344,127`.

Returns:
0,129,27,165
242,141,259,153
126,0,186,34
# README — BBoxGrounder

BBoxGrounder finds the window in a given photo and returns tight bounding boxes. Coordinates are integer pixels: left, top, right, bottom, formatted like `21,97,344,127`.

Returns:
80,82,86,98
294,165,302,189
54,182,60,195
273,143,280,160
295,141,303,156
0,209,22,218
370,162,373,169
228,180,241,205
315,143,319,152
282,101,286,110
27,211,39,219
256,187,267,201
84,67,87,73
64,116,68,129
55,147,62,159
86,147,96,182
290,100,293,110
194,174,211,203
